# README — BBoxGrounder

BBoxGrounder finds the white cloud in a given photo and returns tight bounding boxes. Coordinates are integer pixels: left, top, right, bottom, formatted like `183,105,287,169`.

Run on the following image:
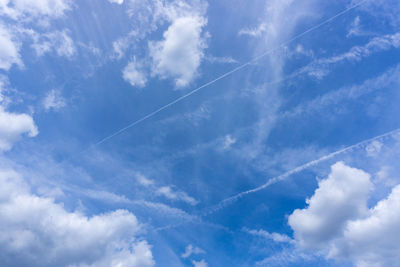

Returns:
192,259,208,267
365,140,383,157
108,0,124,4
156,186,198,206
351,0,400,26
288,162,400,266
43,89,66,111
288,162,373,250
0,106,38,151
347,16,362,37
135,173,154,187
329,184,400,267
301,32,400,79
133,173,198,206
205,55,237,64
245,228,293,244
114,0,208,87
123,60,147,87
0,24,22,71
181,244,205,259
0,169,155,267
285,63,400,118
222,135,236,150
0,0,72,20
149,15,207,87
238,23,267,37
32,30,76,59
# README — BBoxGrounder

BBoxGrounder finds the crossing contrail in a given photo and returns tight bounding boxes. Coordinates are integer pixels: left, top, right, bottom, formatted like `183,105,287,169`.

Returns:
203,128,400,215
84,0,370,151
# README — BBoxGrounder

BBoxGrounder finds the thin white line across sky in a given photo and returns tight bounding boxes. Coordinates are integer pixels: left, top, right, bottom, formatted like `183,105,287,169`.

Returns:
84,0,370,151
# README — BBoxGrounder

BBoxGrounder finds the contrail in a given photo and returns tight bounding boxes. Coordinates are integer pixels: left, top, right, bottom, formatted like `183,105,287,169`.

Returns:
84,0,369,151
203,128,400,215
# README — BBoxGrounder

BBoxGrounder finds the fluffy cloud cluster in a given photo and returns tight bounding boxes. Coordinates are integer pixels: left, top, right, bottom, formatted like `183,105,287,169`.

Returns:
0,0,75,71
120,0,208,88
0,169,155,266
288,162,400,266
0,107,38,151
149,15,207,87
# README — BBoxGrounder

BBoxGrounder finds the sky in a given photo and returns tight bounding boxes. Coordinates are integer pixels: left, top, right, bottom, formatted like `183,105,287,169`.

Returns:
0,0,400,266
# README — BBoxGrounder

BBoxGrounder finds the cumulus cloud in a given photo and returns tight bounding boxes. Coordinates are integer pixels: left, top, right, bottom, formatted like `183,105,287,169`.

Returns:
114,0,208,87
329,184,400,267
181,244,205,259
288,162,400,266
0,107,38,151
43,89,66,111
123,60,147,87
0,24,22,71
288,162,373,250
0,169,155,267
149,16,207,87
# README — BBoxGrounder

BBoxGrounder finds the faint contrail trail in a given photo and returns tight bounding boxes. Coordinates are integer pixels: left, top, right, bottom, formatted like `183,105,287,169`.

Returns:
203,128,400,215
83,0,370,151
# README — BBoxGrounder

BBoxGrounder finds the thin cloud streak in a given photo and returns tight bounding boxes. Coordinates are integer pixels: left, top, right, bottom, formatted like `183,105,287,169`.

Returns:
204,128,400,215
80,0,370,153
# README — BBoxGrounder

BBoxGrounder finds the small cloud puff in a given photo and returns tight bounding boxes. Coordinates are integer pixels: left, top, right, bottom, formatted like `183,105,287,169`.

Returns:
0,106,38,151
43,89,66,111
181,244,205,259
123,60,148,87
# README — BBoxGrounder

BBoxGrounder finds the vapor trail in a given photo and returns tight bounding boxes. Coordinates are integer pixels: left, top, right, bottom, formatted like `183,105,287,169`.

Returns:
85,0,369,150
203,128,400,215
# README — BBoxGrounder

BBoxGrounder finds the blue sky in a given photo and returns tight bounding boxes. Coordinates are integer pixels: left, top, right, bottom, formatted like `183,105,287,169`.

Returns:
0,0,400,266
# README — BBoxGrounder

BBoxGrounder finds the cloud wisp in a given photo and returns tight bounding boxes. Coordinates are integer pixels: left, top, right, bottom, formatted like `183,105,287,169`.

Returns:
81,0,369,152
204,128,400,215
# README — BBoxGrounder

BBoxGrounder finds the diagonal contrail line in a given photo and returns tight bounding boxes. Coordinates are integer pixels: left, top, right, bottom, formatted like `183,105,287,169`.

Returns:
84,0,370,151
203,128,400,215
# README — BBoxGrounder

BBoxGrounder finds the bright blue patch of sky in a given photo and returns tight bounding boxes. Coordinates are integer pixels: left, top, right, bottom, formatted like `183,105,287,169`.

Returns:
1,0,400,266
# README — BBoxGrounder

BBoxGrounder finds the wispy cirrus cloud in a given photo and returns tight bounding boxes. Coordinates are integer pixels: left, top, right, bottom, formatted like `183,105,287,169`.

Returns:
300,32,400,79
